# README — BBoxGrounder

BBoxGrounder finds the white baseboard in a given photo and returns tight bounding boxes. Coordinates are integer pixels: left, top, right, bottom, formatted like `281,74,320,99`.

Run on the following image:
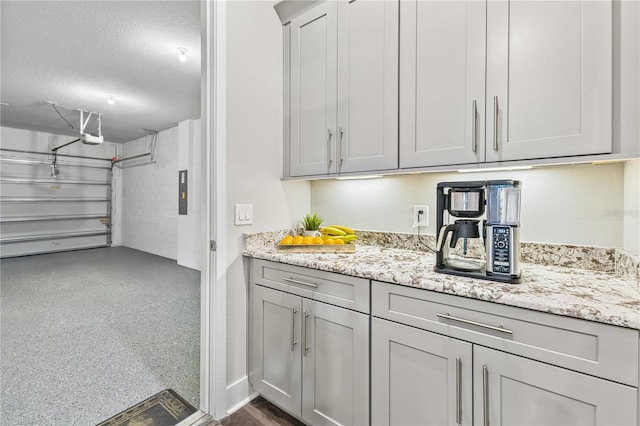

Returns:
225,376,258,415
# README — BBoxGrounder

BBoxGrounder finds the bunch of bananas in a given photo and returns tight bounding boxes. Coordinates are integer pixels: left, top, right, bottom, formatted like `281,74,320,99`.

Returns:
320,225,358,243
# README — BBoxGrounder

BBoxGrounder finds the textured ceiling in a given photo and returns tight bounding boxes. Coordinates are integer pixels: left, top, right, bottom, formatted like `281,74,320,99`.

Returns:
0,1,201,143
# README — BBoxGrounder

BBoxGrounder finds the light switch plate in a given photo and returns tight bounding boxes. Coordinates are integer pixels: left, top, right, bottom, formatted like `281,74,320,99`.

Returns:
235,204,253,226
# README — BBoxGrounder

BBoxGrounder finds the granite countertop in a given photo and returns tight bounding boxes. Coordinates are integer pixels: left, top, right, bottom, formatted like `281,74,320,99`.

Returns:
244,231,640,331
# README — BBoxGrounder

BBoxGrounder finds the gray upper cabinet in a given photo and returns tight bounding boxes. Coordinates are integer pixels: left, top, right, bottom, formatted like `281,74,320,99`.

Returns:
400,0,613,169
289,1,338,177
399,0,486,168
336,0,398,174
286,0,398,178
485,0,612,161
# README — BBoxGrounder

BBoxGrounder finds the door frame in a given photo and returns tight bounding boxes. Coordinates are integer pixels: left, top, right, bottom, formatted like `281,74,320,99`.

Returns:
200,0,227,420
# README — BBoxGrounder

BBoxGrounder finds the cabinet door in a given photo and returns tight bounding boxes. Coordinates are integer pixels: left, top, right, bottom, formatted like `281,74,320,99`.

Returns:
399,0,486,168
371,318,473,426
474,346,637,426
302,299,369,426
251,285,302,417
486,0,612,161
289,1,338,177
336,0,398,173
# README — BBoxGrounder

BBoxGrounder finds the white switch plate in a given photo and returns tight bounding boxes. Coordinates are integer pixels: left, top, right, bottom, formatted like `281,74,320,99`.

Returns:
235,204,253,226
413,205,428,228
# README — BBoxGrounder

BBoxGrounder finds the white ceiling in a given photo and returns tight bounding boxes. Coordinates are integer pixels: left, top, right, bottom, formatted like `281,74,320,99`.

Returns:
0,1,201,143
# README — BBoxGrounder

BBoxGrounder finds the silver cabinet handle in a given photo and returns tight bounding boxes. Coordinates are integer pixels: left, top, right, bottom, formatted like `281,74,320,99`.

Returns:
338,126,344,168
291,306,298,350
283,277,318,288
471,100,477,153
437,313,513,335
303,310,310,355
493,96,499,151
483,365,489,426
327,128,333,168
456,357,462,425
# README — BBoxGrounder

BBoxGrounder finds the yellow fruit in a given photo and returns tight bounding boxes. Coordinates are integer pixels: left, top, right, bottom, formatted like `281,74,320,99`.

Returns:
321,226,347,236
328,225,355,235
333,238,345,245
312,236,324,245
292,236,304,245
279,238,292,245
302,236,314,245
323,238,334,245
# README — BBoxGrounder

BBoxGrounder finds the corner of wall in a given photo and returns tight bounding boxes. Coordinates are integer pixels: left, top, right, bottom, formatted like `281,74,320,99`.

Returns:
623,159,640,255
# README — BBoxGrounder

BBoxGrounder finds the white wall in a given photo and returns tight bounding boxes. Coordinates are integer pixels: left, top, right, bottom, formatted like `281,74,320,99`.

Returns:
225,0,311,409
178,119,203,270
121,127,179,259
311,163,627,249
623,159,640,254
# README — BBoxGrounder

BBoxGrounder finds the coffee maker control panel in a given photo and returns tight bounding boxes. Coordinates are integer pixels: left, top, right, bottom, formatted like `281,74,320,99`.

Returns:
491,227,512,274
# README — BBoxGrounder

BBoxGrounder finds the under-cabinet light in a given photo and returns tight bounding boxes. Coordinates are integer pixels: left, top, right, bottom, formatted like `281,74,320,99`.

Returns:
335,175,384,180
106,95,115,105
457,166,533,173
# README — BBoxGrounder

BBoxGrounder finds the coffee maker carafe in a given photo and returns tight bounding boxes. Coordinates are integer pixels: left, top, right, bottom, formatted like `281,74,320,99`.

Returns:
434,180,522,283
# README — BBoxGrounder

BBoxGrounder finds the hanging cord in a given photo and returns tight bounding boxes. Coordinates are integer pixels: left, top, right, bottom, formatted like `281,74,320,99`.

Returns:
417,225,438,253
51,103,76,130
416,207,437,253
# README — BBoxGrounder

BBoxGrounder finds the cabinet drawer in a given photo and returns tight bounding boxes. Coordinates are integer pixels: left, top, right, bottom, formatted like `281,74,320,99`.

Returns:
372,281,638,386
253,259,370,313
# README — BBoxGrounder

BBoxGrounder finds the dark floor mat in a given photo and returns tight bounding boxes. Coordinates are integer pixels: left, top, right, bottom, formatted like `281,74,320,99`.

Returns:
96,389,197,426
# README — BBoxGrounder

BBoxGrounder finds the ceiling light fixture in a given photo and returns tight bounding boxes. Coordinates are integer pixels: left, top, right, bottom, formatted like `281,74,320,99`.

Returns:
0,101,9,106
106,95,115,105
177,47,189,62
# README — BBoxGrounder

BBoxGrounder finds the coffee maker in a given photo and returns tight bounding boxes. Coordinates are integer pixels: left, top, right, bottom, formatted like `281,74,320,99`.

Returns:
434,180,522,283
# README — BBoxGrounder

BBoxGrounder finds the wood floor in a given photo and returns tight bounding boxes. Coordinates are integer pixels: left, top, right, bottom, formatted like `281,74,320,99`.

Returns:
220,396,305,426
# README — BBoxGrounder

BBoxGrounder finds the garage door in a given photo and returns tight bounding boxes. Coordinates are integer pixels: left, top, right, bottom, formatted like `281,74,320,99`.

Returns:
0,143,114,258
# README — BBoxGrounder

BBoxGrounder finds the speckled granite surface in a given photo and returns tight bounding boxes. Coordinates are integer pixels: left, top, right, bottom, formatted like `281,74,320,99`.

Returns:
244,230,640,330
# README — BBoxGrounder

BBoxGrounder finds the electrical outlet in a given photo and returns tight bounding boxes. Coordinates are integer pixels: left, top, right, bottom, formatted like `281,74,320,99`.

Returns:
413,205,428,228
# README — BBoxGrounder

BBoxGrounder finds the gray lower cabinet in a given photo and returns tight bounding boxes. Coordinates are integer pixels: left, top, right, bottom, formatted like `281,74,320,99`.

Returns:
372,280,639,426
250,259,370,426
251,284,302,415
475,346,637,426
302,297,369,426
372,317,473,426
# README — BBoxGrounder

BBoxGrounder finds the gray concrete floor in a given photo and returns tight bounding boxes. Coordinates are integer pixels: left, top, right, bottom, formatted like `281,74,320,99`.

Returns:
0,247,200,425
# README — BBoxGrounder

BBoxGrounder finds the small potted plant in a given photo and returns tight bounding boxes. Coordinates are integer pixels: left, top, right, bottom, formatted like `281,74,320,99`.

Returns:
300,213,323,237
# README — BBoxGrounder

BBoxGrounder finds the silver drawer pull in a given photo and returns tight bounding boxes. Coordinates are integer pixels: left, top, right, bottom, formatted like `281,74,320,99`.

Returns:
471,99,477,153
283,277,318,288
493,96,499,151
304,310,310,355
437,313,513,335
456,357,462,425
291,306,298,351
483,365,489,426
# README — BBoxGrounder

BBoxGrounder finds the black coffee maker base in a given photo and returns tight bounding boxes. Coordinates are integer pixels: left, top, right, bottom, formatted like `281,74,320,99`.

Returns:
433,265,521,284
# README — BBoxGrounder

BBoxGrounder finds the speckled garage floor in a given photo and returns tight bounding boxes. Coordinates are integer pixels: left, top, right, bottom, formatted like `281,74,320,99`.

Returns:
0,247,200,425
